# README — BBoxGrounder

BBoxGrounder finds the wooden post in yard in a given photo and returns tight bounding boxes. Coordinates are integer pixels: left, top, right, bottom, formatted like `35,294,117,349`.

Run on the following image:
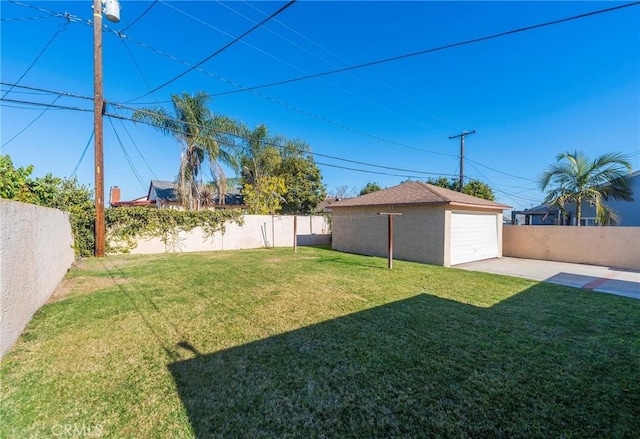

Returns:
378,213,402,269
293,215,298,253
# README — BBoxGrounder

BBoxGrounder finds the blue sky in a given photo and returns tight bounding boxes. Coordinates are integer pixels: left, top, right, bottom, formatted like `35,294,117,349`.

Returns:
1,0,639,210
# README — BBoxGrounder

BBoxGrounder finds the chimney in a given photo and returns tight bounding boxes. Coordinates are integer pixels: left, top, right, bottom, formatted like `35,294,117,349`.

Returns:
109,186,121,206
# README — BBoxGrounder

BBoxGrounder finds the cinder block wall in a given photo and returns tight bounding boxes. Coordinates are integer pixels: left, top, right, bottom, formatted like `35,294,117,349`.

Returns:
0,200,75,359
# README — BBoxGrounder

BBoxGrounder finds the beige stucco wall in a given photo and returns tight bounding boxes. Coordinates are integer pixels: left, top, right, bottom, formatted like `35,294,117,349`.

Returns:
124,215,331,255
503,225,640,270
331,205,447,265
0,200,75,359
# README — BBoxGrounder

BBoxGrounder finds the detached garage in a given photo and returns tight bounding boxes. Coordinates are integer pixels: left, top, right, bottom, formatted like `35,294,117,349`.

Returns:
330,181,510,267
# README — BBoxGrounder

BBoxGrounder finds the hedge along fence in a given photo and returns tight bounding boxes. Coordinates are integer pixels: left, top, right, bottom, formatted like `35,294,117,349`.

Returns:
70,207,330,256
106,207,244,254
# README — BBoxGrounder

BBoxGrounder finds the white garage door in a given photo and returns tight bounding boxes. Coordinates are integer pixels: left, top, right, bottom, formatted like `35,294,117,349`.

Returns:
450,211,499,265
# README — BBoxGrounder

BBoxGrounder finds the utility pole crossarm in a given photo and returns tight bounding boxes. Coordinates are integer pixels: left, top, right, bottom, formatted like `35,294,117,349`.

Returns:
448,130,476,192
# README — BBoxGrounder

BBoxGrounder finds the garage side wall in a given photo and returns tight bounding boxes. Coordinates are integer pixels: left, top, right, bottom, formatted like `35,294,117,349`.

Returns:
331,205,446,265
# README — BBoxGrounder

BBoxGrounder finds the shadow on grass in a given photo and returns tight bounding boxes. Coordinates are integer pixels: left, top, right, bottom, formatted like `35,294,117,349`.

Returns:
168,290,640,438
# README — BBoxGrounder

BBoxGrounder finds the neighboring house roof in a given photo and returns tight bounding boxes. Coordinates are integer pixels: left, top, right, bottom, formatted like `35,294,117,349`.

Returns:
329,181,511,210
215,186,244,205
316,196,351,212
111,196,154,207
148,180,179,203
520,203,556,215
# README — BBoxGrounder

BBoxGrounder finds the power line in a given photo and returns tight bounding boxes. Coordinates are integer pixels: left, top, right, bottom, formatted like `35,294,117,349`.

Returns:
1,82,548,191
174,0,449,136
210,2,640,97
1,19,69,99
0,15,57,22
132,0,298,101
0,82,94,101
120,39,161,105
117,118,158,180
239,0,465,132
108,106,431,180
466,161,541,206
104,30,458,157
1,80,457,160
71,130,95,178
107,117,147,190
4,3,463,157
108,103,458,178
314,161,427,180
466,158,537,183
1,95,61,149
0,97,92,113
120,0,158,32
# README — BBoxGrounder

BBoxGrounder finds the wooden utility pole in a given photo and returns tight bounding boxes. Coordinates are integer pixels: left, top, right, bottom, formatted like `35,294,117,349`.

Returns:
378,213,402,269
93,0,105,257
448,130,476,192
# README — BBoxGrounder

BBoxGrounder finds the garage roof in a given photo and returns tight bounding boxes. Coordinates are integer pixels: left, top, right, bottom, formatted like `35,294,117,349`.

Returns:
329,181,511,210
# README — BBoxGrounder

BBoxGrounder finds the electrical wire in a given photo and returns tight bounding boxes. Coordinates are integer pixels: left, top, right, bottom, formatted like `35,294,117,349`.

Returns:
107,116,147,190
314,161,427,180
1,95,61,149
466,158,538,183
120,39,161,105
120,0,158,32
239,0,465,132
212,0,452,135
70,130,95,178
2,19,69,99
108,103,458,178
0,97,92,113
132,0,298,101
0,15,57,22
105,30,458,157
0,82,94,101
210,2,640,97
118,118,158,180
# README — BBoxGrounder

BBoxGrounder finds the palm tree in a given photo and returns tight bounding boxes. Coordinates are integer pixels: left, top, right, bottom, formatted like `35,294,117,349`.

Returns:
539,151,633,226
133,92,240,210
239,124,282,185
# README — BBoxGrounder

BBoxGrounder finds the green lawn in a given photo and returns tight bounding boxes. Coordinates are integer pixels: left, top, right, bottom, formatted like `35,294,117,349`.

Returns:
1,246,639,438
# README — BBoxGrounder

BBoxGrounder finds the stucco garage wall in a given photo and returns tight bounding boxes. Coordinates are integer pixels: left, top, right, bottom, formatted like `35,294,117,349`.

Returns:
332,205,447,265
126,215,330,255
1,200,75,359
503,225,640,270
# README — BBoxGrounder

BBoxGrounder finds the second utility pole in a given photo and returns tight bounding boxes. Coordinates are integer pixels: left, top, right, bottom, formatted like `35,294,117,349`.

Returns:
448,130,476,192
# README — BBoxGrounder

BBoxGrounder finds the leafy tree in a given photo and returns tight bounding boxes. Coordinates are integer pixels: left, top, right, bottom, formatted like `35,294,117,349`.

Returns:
0,155,95,256
359,182,382,196
539,150,632,226
279,154,326,214
237,125,326,214
425,177,495,201
242,176,287,214
133,92,241,210
239,124,282,185
0,155,52,203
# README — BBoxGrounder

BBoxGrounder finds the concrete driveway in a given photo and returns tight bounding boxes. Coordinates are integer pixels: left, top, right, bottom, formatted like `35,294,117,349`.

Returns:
455,257,640,300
